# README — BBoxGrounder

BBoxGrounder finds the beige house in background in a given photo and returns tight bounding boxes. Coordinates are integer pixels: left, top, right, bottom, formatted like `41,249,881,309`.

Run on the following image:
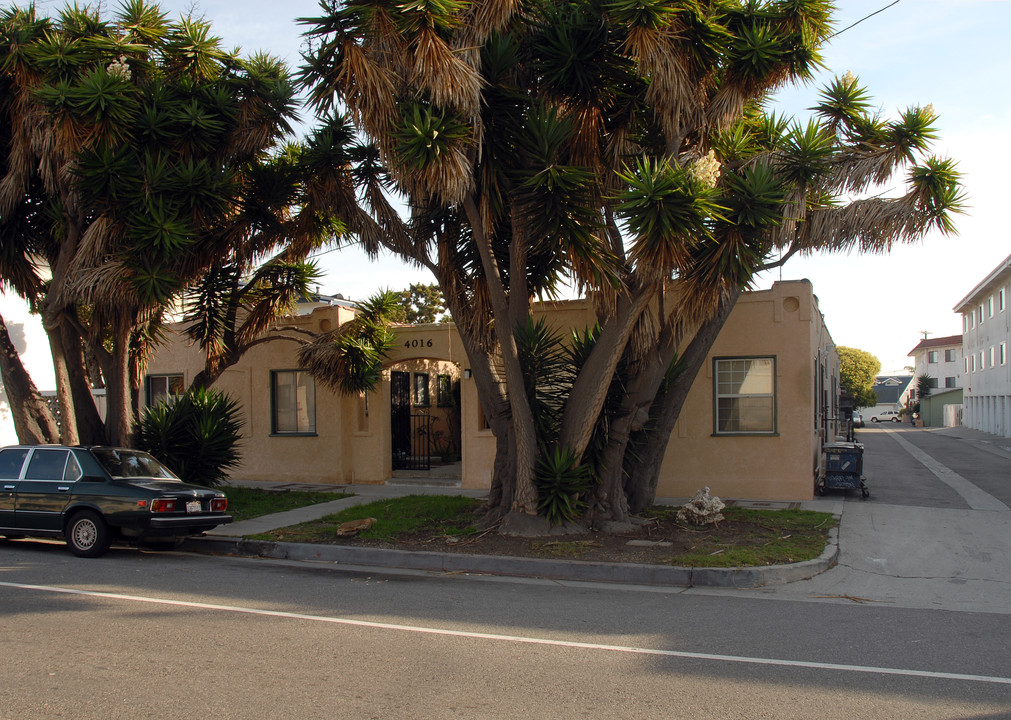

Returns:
145,279,839,501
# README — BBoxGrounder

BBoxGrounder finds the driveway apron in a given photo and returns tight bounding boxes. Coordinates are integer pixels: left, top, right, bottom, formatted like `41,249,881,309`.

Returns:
715,427,1011,614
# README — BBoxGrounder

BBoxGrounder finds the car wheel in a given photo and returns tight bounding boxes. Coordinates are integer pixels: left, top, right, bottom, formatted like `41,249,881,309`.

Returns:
871,418,878,423
66,510,112,558
892,417,900,423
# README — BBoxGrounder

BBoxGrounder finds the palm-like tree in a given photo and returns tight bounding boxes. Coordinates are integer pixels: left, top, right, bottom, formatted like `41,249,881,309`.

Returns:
298,0,962,526
0,2,340,445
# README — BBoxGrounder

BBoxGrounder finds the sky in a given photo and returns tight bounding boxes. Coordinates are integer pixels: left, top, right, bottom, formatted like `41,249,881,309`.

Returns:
5,0,1010,387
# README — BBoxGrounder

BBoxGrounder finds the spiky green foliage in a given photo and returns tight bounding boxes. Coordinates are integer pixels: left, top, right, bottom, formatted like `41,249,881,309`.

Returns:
298,0,965,522
535,444,594,525
0,2,344,444
137,387,244,486
298,290,400,396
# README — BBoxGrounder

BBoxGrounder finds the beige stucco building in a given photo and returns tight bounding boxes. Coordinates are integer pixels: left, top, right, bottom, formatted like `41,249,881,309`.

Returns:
145,279,839,501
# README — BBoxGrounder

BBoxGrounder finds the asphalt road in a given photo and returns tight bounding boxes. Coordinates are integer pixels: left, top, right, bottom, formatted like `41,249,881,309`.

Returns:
2,426,1010,719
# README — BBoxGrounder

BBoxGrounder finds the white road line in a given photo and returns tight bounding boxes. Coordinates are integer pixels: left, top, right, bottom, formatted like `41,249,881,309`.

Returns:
3,579,1010,686
884,429,1010,512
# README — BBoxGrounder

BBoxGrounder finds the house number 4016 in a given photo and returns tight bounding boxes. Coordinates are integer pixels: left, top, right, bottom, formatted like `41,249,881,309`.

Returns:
404,339,434,348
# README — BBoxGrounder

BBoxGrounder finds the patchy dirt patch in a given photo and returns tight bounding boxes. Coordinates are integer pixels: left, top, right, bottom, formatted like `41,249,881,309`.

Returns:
264,504,835,568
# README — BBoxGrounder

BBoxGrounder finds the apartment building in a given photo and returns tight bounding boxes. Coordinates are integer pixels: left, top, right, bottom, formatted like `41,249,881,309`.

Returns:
954,253,1011,438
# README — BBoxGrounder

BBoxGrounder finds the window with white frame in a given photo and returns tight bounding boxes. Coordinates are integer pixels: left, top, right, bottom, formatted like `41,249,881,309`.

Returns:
272,370,316,434
971,312,976,329
147,374,185,406
1001,342,1007,366
963,315,969,332
980,351,985,370
944,349,956,362
1000,288,1006,312
714,357,776,434
971,355,976,372
978,305,984,324
928,351,938,363
965,357,969,373
988,296,994,317
991,346,996,368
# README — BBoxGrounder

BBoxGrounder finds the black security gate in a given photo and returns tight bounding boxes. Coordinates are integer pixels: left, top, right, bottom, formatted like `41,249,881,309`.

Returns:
391,371,431,471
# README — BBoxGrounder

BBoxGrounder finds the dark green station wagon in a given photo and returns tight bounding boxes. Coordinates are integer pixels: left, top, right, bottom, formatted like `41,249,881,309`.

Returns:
0,445,232,557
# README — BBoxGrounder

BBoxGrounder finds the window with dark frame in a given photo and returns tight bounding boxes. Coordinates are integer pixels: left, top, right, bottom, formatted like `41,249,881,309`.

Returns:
272,370,316,434
945,377,957,388
714,357,776,434
436,374,453,406
413,373,430,406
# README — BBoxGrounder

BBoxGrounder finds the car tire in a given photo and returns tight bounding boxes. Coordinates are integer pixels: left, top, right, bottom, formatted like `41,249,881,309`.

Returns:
66,510,112,558
871,418,878,423
892,417,900,423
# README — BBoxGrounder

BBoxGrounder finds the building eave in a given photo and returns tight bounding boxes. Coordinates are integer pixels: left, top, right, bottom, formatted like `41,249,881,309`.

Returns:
953,252,1011,312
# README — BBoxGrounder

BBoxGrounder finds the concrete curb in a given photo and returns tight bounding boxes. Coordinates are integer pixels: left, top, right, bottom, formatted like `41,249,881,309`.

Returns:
181,526,838,588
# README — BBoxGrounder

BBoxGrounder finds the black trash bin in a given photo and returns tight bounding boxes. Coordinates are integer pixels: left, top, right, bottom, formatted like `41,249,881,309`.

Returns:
817,442,868,499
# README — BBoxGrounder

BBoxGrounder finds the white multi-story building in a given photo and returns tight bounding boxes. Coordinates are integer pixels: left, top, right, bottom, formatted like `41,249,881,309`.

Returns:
954,253,1011,437
908,334,963,392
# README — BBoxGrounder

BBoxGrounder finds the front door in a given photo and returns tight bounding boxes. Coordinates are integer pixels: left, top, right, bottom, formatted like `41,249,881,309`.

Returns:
0,447,29,529
391,371,411,467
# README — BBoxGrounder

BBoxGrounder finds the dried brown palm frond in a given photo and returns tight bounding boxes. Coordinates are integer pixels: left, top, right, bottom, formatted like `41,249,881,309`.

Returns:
393,144,474,206
623,297,661,364
65,259,141,313
825,147,910,196
409,28,483,119
340,40,398,142
797,194,929,255
468,0,521,40
74,215,118,268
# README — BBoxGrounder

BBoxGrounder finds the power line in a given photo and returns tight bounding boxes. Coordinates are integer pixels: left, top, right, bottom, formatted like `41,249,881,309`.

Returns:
829,0,902,38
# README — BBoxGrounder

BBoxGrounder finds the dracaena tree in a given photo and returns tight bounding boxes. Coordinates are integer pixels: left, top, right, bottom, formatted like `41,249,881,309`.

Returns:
297,0,963,529
0,2,344,445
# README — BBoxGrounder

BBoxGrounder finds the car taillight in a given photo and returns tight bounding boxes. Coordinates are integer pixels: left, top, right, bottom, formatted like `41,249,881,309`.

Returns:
151,498,178,513
211,497,227,512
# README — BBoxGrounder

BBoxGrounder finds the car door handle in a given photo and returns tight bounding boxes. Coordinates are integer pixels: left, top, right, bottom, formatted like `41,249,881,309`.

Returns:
2,484,14,490
58,486,71,492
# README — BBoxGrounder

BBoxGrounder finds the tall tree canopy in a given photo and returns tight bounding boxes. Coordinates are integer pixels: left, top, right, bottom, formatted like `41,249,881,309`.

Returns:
0,2,339,444
838,346,881,408
295,0,963,530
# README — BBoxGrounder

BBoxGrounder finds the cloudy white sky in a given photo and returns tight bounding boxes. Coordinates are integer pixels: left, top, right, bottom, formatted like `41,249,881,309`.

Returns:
7,0,1010,383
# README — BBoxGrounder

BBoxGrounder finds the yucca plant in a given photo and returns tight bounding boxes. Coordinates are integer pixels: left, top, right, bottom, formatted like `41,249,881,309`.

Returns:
535,445,594,525
137,387,244,486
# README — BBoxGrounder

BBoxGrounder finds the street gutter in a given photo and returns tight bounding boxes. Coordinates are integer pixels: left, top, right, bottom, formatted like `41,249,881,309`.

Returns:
181,526,838,588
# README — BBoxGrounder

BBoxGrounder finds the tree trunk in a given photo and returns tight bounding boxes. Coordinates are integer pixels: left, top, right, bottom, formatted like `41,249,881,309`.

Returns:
62,323,106,444
105,315,134,445
624,290,741,512
43,309,80,445
462,195,538,516
558,283,653,459
0,313,61,444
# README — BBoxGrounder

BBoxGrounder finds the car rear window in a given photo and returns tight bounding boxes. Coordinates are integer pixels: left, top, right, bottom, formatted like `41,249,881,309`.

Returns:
91,449,178,479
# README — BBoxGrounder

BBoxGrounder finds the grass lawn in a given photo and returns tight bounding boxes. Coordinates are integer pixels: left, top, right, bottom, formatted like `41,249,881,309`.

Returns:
223,486,351,522
250,495,837,567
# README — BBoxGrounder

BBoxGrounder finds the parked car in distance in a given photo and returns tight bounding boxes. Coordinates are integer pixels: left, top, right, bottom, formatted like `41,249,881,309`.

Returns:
852,411,865,428
869,410,901,423
0,445,231,557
